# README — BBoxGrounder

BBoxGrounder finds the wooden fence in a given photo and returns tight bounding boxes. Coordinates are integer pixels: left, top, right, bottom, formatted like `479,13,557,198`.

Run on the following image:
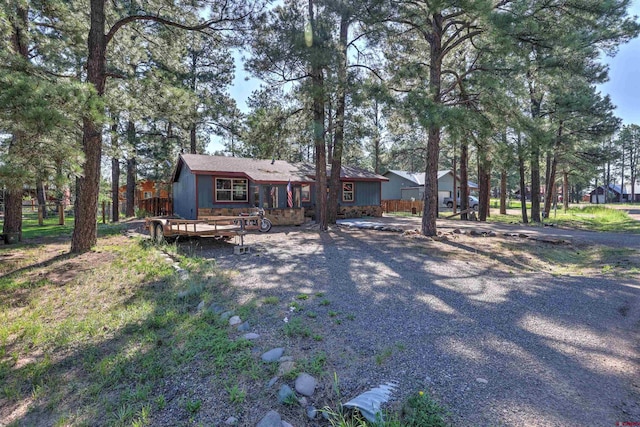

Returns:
382,199,424,214
138,197,172,216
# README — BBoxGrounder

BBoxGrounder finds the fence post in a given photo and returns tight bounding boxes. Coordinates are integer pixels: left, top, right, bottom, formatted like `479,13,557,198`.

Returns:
58,204,65,225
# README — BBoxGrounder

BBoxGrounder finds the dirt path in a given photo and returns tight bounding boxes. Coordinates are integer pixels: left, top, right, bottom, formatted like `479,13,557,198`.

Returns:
194,226,640,426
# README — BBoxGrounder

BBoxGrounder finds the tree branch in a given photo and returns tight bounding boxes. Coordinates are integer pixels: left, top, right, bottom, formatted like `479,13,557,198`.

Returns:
105,12,248,45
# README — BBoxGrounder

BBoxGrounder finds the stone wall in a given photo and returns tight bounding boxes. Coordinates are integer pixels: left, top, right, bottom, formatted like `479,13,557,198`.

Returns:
338,205,383,218
198,207,305,226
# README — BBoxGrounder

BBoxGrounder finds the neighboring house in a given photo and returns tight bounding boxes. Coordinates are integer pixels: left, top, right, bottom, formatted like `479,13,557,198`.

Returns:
172,154,388,225
589,184,629,203
118,180,171,215
623,183,640,202
381,170,478,206
118,180,170,203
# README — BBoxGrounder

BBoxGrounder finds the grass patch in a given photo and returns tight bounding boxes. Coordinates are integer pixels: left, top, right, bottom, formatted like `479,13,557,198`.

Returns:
299,351,327,376
263,296,279,305
283,317,312,338
489,205,640,233
322,389,447,427
8,214,127,241
394,390,448,426
0,234,264,425
502,241,639,276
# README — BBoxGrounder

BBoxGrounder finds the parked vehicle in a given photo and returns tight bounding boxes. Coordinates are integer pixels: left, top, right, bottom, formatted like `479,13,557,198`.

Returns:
238,207,272,232
444,195,479,210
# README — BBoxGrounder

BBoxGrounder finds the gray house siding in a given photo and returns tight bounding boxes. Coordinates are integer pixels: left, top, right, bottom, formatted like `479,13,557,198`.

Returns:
401,187,423,200
382,174,416,200
173,166,196,219
344,181,380,205
438,174,454,194
197,175,213,209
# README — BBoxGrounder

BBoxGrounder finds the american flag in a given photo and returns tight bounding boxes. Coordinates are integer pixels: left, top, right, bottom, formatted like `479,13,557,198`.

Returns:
287,180,293,207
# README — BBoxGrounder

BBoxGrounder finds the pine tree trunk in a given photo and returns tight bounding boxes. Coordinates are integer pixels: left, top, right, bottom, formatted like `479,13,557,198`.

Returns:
500,170,507,215
125,120,136,217
327,13,348,225
477,150,491,222
544,153,558,217
36,178,47,218
4,5,29,243
517,133,528,224
530,144,541,222
126,157,136,217
452,153,457,214
563,171,569,211
3,190,22,243
111,157,120,222
528,72,542,223
460,139,469,220
421,12,443,237
544,122,562,217
309,0,327,230
312,69,327,230
190,123,197,154
373,99,381,174
71,0,106,253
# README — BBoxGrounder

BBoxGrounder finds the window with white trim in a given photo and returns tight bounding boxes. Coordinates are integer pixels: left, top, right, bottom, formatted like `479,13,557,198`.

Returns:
215,178,248,202
342,182,354,202
301,184,311,202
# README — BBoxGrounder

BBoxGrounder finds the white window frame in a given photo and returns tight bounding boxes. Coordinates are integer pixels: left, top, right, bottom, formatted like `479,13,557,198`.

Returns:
342,182,354,202
215,178,248,202
301,184,311,202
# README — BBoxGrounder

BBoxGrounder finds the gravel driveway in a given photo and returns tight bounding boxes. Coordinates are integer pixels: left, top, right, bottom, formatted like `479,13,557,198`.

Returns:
192,223,640,426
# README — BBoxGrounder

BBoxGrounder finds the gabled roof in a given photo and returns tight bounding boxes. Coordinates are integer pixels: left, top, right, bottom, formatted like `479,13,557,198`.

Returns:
384,169,478,189
173,154,387,184
606,183,627,195
384,170,428,185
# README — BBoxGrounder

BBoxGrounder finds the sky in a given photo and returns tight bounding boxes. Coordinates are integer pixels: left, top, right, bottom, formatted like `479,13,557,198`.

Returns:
599,0,640,127
210,2,640,152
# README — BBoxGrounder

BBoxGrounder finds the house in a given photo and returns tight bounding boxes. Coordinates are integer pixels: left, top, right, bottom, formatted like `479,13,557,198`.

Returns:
171,154,388,225
589,184,629,203
118,180,170,203
623,183,640,202
381,170,478,206
118,180,171,215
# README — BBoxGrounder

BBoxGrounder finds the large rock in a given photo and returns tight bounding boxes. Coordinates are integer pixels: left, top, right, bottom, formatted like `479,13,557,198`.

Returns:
256,410,281,427
243,332,260,340
277,384,295,403
295,373,317,397
278,361,296,376
261,348,284,362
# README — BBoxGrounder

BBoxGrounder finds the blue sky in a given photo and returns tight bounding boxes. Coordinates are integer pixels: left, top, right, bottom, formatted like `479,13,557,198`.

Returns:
211,3,640,152
599,0,640,126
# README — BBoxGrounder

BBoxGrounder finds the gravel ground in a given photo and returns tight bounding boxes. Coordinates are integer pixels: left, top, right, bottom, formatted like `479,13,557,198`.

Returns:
185,222,640,426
